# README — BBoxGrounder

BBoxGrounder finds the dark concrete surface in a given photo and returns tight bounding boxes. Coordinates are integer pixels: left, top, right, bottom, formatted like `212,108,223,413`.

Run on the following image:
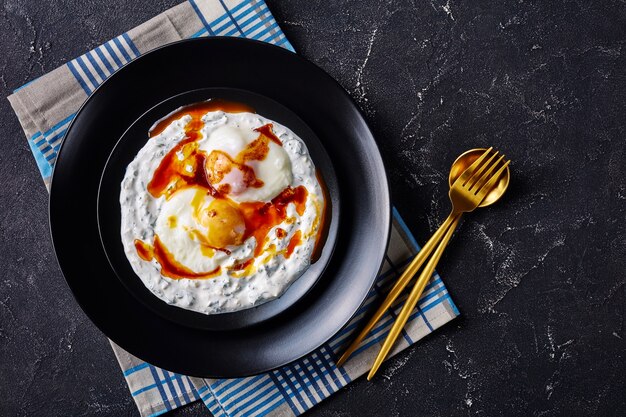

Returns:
1,0,625,416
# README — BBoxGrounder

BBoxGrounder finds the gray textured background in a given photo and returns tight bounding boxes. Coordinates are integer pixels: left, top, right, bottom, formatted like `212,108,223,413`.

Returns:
1,0,625,416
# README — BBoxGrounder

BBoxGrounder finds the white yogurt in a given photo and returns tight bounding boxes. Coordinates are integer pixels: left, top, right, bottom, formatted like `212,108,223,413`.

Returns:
120,111,323,314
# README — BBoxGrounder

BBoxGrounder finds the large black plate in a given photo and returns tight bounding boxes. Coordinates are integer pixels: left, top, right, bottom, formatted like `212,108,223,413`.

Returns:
50,37,391,378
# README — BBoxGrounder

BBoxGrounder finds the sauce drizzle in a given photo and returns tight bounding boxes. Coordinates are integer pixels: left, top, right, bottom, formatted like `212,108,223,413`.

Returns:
134,238,221,280
149,99,255,138
285,230,302,259
135,99,328,280
147,136,215,199
239,185,308,257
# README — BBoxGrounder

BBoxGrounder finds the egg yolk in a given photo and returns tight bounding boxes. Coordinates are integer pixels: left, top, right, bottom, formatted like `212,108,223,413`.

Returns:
205,150,263,195
199,199,246,248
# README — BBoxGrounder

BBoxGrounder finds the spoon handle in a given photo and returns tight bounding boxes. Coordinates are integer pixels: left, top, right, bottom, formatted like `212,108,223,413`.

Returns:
367,214,462,379
335,212,460,367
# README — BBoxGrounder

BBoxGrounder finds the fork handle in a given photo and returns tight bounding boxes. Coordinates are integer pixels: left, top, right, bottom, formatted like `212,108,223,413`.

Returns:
367,214,462,379
335,212,460,367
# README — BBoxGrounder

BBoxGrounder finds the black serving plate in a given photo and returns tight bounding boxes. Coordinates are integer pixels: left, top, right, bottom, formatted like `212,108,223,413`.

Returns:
49,37,390,378
98,87,340,331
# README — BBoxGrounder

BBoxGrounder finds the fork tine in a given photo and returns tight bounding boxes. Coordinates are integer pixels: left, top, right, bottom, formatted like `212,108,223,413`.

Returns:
464,151,499,188
476,160,510,199
456,147,493,185
469,154,505,192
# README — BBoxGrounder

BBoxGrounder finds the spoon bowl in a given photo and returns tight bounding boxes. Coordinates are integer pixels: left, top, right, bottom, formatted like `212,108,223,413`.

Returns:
449,148,510,207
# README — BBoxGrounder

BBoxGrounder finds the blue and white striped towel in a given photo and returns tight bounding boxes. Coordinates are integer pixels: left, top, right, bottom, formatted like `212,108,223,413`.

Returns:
7,1,459,416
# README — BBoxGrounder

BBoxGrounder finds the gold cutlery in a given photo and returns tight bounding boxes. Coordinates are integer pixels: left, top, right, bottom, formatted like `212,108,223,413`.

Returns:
336,148,510,379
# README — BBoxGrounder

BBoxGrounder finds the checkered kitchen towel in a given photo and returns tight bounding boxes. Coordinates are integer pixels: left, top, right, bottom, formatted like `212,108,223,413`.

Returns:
7,1,460,416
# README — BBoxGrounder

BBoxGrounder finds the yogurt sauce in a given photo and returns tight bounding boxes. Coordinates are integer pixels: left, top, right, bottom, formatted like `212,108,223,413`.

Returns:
120,111,323,314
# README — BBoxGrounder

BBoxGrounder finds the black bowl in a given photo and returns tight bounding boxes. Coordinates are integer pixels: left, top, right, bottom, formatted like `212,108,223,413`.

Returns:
98,87,340,331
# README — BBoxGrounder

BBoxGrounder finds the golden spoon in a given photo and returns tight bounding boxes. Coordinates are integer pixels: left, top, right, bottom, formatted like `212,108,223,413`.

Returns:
336,148,510,375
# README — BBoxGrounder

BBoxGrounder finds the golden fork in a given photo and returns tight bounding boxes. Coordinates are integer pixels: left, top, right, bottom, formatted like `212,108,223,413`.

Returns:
336,148,510,379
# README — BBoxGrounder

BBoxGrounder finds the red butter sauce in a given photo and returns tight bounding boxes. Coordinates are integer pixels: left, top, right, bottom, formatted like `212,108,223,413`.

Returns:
149,99,255,138
147,136,215,199
239,185,308,257
253,123,283,146
134,237,221,280
285,230,302,259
